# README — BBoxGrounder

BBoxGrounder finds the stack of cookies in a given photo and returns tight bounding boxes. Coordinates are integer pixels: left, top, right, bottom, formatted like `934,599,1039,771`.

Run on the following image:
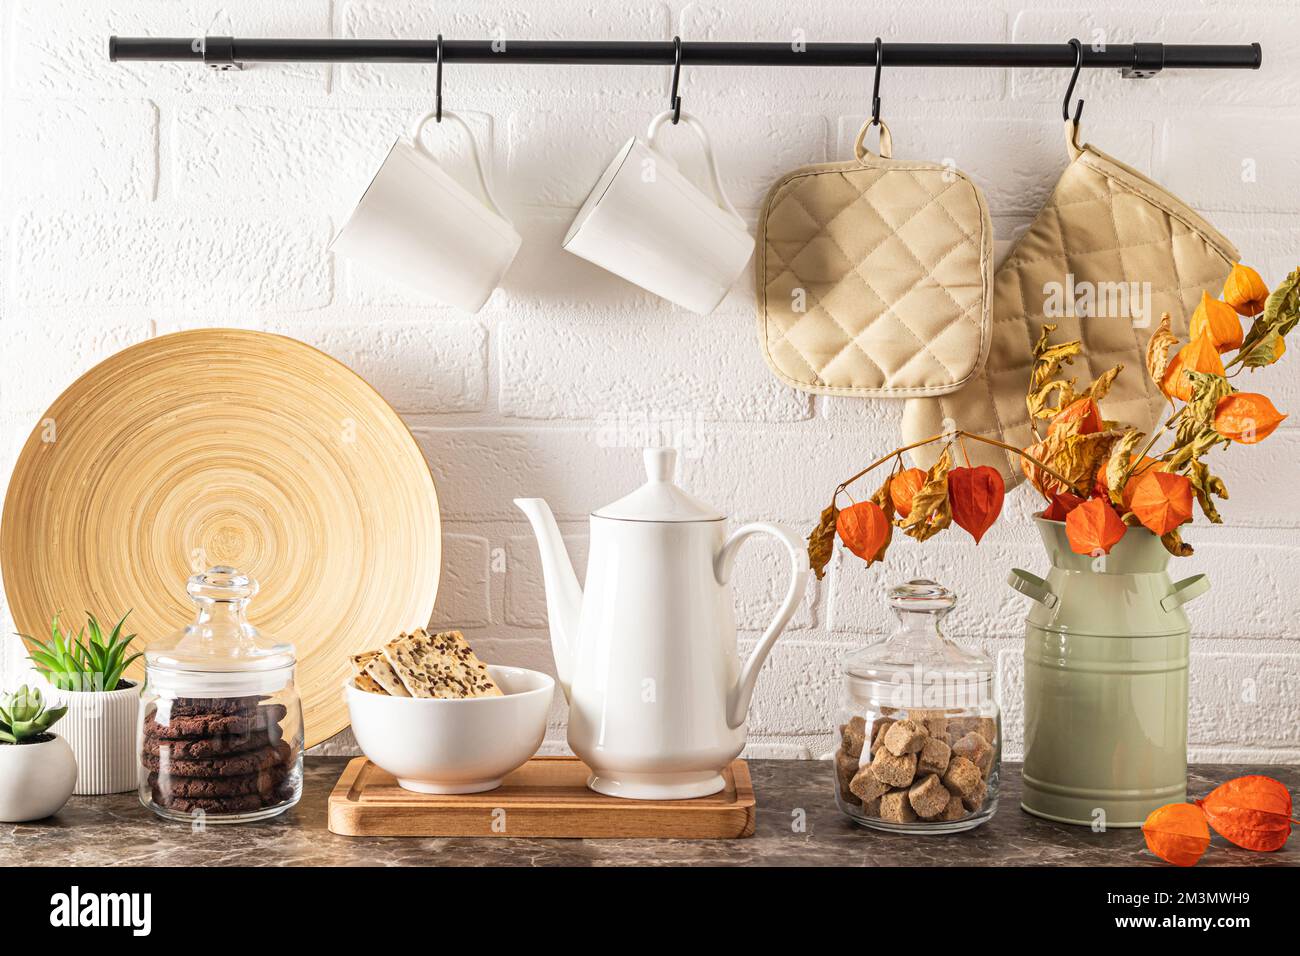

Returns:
143,696,297,815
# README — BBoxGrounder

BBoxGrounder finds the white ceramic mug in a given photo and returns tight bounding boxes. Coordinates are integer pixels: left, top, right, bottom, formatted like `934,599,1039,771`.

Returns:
563,110,754,315
332,110,520,313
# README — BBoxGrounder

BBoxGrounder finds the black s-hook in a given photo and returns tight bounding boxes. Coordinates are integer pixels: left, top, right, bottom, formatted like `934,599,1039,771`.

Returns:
1062,38,1085,125
870,37,883,127
435,33,444,122
669,36,683,124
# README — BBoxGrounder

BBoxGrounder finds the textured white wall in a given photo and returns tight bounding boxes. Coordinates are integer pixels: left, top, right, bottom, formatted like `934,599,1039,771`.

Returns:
1,1,1297,763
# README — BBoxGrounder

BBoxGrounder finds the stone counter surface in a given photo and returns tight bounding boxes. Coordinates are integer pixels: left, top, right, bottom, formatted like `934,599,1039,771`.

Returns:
4,759,1295,867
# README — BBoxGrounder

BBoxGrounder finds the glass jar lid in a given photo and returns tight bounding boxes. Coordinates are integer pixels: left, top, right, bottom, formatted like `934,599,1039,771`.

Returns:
145,567,295,694
843,579,992,710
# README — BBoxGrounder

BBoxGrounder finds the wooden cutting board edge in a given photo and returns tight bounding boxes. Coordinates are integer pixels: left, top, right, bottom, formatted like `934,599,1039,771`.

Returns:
326,756,756,840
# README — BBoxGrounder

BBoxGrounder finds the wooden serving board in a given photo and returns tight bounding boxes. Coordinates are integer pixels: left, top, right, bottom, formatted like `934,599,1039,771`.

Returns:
327,756,755,839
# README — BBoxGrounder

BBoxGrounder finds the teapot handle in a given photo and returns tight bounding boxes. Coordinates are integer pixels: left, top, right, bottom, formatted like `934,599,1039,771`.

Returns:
716,522,809,730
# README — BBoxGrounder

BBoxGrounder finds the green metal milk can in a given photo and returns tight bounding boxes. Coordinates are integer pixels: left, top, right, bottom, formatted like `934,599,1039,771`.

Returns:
1008,516,1209,828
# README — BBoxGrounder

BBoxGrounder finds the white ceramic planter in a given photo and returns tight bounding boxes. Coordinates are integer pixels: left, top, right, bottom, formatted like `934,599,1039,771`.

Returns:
42,679,140,794
0,734,78,821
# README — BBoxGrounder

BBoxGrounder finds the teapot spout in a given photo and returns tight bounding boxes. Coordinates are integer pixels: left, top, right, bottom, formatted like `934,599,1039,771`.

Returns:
513,498,580,702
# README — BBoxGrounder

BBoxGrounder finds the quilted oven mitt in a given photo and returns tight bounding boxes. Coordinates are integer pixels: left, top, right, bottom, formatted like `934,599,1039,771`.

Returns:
756,117,992,398
903,121,1238,484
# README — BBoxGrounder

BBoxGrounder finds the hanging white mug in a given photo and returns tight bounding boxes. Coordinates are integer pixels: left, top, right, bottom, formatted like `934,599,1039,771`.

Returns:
563,110,754,315
332,110,520,313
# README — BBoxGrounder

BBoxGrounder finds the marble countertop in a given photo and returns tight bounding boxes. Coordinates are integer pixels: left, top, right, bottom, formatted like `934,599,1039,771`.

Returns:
5,759,1294,866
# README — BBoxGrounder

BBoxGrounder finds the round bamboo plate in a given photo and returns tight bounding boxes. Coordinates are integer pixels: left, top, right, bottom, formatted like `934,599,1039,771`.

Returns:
0,329,440,748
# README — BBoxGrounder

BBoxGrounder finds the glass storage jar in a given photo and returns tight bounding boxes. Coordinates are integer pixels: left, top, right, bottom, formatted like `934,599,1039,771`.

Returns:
833,579,998,833
138,567,303,823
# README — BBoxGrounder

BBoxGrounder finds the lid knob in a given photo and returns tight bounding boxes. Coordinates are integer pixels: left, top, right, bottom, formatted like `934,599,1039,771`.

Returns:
644,447,677,483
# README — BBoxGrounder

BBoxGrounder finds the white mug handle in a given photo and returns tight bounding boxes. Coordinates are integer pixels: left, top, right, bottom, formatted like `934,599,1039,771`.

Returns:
408,110,512,222
645,110,747,229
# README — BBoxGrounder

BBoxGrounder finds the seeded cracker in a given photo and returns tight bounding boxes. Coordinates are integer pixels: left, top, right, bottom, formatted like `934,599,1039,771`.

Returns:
363,654,410,697
383,628,503,699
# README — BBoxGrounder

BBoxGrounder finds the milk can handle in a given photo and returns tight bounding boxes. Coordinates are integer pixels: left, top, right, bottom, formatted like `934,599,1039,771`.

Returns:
1160,574,1210,612
1007,569,1058,609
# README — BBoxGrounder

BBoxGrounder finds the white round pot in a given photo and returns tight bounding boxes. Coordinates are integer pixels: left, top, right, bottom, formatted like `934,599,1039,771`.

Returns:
0,734,78,822
347,665,553,794
42,679,140,794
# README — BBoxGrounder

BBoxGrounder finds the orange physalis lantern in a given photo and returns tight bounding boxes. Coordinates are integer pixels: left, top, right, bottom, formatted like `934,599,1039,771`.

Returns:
836,501,890,564
947,466,1005,544
1160,334,1225,402
1064,497,1126,555
1042,492,1084,521
1188,290,1243,354
1195,775,1298,852
889,468,927,519
1142,803,1211,867
1222,263,1269,317
1048,397,1103,436
1128,471,1193,536
1214,393,1287,444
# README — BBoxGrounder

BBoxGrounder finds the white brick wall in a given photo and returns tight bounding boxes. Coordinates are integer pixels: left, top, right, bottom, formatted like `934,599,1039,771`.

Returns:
2,0,1296,763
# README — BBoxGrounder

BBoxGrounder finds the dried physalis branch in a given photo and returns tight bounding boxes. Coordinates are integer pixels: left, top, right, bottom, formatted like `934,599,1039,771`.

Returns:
1233,266,1299,369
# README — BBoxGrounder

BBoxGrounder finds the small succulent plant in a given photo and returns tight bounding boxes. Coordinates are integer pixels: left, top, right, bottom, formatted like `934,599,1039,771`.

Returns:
22,611,141,693
0,685,66,744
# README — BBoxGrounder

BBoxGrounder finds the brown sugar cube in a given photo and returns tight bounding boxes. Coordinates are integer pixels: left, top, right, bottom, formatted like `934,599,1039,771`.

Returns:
841,716,868,759
907,773,951,819
850,765,890,803
870,746,917,788
879,789,918,824
938,797,967,821
917,735,952,777
860,795,882,818
835,749,860,804
869,717,895,756
909,709,948,741
949,716,997,744
962,778,989,813
952,732,994,776
883,718,928,756
941,755,982,800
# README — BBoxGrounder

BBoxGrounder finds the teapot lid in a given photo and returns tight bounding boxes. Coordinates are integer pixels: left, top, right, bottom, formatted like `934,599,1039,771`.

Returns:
593,448,724,522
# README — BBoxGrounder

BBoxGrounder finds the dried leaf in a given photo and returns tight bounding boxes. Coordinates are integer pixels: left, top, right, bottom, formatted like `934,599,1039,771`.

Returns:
1195,775,1298,852
889,467,927,519
807,502,839,581
1189,290,1243,353
1186,456,1227,524
1104,430,1145,507
1146,313,1179,392
1142,803,1211,867
1175,370,1233,448
1129,471,1194,536
1064,497,1127,555
948,466,1005,545
1222,263,1269,317
900,450,953,542
1026,325,1081,424
1159,527,1195,557
1237,266,1300,368
1214,392,1287,444
1083,363,1123,404
837,501,891,565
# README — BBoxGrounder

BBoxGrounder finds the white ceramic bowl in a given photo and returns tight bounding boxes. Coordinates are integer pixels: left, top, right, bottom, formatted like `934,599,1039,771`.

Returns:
346,665,553,794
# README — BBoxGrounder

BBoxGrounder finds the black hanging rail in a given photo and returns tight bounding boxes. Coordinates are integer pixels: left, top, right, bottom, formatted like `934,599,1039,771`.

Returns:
108,37,1262,77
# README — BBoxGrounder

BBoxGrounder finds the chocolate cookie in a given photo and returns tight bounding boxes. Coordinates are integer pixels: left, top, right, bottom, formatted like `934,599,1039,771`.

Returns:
149,789,268,814
145,704,287,740
148,764,288,798
149,695,266,718
144,728,276,759
143,740,291,778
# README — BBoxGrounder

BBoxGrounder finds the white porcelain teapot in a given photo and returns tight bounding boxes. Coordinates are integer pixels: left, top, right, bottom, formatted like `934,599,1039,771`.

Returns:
515,447,808,799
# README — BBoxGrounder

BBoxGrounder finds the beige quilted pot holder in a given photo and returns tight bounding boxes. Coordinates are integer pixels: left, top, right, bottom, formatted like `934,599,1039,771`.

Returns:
756,118,993,397
903,122,1238,483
